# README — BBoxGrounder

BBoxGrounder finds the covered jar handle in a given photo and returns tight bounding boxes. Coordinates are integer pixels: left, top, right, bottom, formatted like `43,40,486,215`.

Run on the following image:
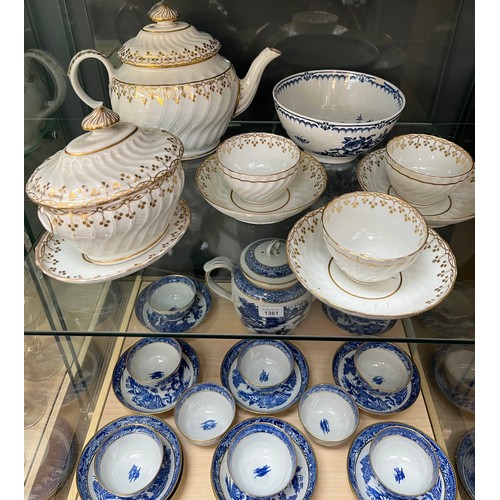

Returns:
203,257,235,302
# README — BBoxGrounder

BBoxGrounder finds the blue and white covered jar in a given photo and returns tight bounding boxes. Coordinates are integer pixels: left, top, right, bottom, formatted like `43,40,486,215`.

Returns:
204,238,313,335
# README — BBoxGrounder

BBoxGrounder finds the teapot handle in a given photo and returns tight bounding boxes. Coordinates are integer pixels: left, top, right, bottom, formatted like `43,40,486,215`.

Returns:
24,49,68,119
203,257,235,302
67,49,116,109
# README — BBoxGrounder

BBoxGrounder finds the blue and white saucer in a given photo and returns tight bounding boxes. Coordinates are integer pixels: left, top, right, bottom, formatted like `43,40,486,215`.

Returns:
347,421,457,500
220,340,309,414
112,339,199,414
76,415,183,500
456,429,475,499
135,278,212,333
332,341,421,414
211,416,317,499
433,348,475,413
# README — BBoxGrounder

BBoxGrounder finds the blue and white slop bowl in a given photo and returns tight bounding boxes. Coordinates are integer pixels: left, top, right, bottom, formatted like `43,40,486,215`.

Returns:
273,70,405,164
369,425,440,498
227,422,297,498
298,383,359,447
94,423,164,497
174,382,235,447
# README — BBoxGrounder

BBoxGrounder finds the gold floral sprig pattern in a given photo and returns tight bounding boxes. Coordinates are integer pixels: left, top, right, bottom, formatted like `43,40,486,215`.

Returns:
218,132,300,158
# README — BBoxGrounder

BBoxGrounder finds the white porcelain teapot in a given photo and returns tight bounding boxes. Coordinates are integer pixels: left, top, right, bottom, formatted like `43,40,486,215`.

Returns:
68,2,281,159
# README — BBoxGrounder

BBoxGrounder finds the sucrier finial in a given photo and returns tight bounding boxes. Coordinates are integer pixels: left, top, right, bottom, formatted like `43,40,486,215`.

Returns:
81,106,120,131
148,2,178,23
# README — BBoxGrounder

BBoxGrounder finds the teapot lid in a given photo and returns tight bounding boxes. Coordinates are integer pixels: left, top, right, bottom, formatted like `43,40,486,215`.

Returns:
240,239,297,288
25,106,183,208
117,2,221,68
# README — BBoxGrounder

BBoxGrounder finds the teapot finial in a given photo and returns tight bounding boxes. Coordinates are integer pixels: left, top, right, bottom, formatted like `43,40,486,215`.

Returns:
148,2,178,23
81,106,120,131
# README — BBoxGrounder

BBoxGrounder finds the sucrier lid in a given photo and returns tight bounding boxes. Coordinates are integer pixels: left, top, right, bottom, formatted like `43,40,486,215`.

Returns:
25,106,183,209
117,2,221,68
240,239,297,288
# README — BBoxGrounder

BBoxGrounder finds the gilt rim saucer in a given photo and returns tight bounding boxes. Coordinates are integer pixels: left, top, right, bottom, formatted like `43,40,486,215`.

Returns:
35,198,190,283
211,416,317,500
195,152,327,224
332,341,421,414
112,339,199,414
135,278,212,333
347,421,457,500
356,149,475,228
286,206,457,319
220,340,309,414
76,415,183,500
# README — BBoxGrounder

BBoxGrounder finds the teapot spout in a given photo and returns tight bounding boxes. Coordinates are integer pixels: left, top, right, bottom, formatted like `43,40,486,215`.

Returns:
234,47,281,117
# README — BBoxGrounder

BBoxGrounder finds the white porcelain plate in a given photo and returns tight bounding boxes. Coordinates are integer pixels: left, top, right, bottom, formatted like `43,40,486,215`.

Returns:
195,152,327,224
286,206,457,319
76,415,182,500
35,199,191,283
211,416,317,500
347,421,456,500
332,341,421,414
220,340,309,414
112,339,199,414
356,149,475,228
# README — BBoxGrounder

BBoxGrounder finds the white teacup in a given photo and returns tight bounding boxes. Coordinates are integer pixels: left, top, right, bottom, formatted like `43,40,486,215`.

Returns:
216,132,301,206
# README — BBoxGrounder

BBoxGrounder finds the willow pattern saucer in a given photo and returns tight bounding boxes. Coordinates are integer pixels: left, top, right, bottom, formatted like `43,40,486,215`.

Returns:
76,415,183,500
135,278,212,333
356,149,475,228
332,341,421,414
112,339,199,414
211,416,317,500
286,206,457,319
35,199,190,283
220,340,309,414
456,429,475,499
347,421,457,500
195,152,327,224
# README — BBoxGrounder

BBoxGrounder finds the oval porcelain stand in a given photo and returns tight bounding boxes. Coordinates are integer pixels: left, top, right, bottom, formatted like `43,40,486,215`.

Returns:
68,2,280,159
204,238,313,335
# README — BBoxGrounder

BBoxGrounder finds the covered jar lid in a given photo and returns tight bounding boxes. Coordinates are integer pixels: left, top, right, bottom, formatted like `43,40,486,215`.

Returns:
25,106,184,209
117,2,221,68
240,239,298,289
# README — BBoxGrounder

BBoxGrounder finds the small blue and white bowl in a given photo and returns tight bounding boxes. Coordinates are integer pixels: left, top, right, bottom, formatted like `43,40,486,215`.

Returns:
174,382,235,447
369,425,440,498
125,337,182,387
227,422,297,498
236,339,294,392
144,274,197,321
94,423,164,498
298,383,359,447
322,302,397,335
353,342,413,395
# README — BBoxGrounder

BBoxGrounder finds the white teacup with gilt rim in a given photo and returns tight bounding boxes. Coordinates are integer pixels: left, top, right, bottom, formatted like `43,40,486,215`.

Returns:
321,191,428,284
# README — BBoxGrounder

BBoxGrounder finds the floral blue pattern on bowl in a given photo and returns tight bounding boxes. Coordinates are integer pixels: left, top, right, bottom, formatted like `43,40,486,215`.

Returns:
455,429,475,499
112,339,199,414
135,278,212,333
322,302,396,335
211,416,317,500
220,340,309,414
76,415,182,500
347,421,456,500
332,341,421,414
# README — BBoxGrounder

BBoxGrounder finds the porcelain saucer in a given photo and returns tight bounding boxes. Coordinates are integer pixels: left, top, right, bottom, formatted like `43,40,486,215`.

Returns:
35,198,191,283
456,428,475,499
433,348,475,413
332,341,421,414
135,278,212,333
211,416,317,500
286,206,457,319
347,421,457,500
195,152,327,224
76,415,183,500
220,340,309,414
112,339,199,414
356,149,475,228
